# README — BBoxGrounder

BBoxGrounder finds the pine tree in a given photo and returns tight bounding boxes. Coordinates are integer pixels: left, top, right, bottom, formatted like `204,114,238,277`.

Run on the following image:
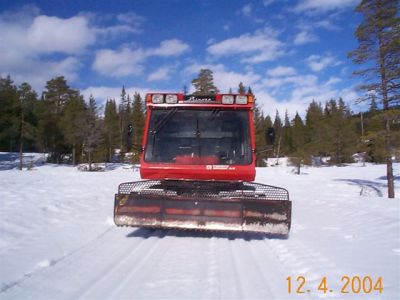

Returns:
131,92,145,148
289,112,307,173
273,110,283,161
118,86,131,154
370,95,378,113
62,94,87,165
0,75,19,152
40,76,79,162
282,110,292,155
253,98,268,166
348,0,399,198
104,99,120,162
191,69,219,95
238,82,246,94
324,98,357,164
305,100,327,161
84,95,102,170
17,83,38,169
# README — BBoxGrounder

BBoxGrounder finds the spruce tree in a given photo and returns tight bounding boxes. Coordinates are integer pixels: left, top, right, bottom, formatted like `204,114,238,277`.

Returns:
324,99,357,164
104,99,120,162
62,94,87,165
238,82,246,94
84,95,102,170
40,76,79,163
305,100,327,162
17,83,38,169
0,75,19,152
289,112,307,173
273,110,283,161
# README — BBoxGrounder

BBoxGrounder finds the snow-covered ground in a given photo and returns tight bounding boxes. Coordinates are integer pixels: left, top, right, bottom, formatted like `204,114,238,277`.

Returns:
0,153,399,300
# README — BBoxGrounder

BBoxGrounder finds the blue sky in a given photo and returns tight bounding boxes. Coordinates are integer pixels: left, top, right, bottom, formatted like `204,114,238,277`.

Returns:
0,0,365,116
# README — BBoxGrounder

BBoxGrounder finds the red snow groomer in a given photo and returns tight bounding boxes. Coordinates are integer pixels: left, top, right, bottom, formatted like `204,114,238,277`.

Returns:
114,93,292,235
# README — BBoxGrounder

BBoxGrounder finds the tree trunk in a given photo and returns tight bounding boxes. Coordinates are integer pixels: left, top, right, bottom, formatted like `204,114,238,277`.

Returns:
19,139,23,171
378,31,395,198
88,151,92,171
72,146,76,166
385,116,395,198
275,136,281,165
19,107,24,171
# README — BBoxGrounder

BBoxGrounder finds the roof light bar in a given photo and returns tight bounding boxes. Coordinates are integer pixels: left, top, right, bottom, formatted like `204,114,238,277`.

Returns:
152,94,164,104
165,94,178,104
222,95,234,104
236,95,247,104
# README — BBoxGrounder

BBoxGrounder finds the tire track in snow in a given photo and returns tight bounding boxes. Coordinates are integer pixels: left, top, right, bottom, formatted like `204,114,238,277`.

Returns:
204,236,220,299
76,228,165,299
227,238,245,299
263,238,379,299
100,230,168,299
251,238,315,300
0,225,116,294
1,228,158,299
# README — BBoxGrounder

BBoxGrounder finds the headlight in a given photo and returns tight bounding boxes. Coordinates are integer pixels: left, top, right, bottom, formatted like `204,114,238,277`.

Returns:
152,94,164,104
236,95,247,104
222,95,234,104
165,94,178,104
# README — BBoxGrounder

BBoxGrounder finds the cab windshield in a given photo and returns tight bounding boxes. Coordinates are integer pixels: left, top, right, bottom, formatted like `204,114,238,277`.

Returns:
144,109,252,165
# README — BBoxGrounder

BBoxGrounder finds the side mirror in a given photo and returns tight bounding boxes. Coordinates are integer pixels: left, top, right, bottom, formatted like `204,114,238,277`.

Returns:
266,127,275,145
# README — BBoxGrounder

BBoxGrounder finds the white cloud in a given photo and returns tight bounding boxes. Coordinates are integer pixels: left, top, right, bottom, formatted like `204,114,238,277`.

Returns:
147,39,190,57
267,66,297,77
207,29,285,64
294,30,318,45
3,57,81,92
93,39,189,77
116,11,145,26
241,4,252,17
147,67,171,82
254,75,359,118
262,0,275,6
93,47,146,77
184,62,358,118
325,76,342,86
306,54,341,72
0,13,96,59
0,6,146,90
27,15,96,54
294,0,358,14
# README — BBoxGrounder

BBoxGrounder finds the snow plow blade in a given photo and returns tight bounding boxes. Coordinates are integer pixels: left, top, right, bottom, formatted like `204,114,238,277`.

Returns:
114,180,291,235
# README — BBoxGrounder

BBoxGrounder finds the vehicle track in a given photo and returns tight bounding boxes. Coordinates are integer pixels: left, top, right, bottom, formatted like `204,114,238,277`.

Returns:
2,228,338,300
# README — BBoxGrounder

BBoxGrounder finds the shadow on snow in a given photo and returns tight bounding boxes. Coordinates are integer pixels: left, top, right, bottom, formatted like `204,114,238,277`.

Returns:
125,227,288,241
335,178,385,197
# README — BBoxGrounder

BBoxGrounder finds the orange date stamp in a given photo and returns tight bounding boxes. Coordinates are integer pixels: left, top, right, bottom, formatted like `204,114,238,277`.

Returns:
286,275,383,294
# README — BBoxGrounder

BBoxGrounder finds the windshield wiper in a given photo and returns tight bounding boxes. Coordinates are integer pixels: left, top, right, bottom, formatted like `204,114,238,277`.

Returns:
151,108,178,135
209,108,220,121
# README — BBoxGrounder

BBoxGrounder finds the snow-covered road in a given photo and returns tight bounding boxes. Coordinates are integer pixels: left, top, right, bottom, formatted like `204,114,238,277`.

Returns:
0,154,399,299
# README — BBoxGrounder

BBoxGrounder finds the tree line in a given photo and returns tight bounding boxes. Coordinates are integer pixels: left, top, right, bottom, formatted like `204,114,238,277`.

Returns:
1,72,398,169
0,75,145,170
252,95,399,168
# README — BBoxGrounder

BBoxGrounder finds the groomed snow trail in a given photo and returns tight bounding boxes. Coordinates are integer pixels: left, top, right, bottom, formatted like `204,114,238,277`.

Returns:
0,155,399,299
